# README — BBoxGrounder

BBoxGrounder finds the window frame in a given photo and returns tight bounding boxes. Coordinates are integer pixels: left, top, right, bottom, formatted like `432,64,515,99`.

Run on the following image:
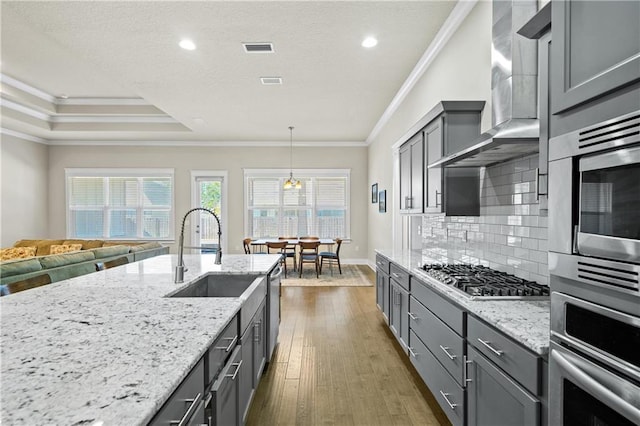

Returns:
65,168,175,241
244,168,351,239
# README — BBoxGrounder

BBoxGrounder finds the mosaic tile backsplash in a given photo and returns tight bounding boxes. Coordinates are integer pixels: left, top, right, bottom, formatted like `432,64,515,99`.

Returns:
422,154,549,285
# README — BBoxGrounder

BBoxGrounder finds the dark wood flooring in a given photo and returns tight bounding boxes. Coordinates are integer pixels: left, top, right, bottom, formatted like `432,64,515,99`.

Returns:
246,266,451,426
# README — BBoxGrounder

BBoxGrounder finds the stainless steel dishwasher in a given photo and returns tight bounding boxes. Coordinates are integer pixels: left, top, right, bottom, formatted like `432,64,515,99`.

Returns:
266,265,283,362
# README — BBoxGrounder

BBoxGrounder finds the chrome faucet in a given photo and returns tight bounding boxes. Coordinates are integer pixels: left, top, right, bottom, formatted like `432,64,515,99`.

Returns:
175,207,222,283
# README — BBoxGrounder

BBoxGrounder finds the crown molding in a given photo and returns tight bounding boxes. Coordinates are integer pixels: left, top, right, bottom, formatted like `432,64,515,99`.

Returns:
1,73,56,103
1,127,48,144
365,0,478,146
46,139,367,147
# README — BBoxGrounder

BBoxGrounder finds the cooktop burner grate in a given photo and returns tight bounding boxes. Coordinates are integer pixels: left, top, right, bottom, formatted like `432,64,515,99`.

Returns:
421,263,550,299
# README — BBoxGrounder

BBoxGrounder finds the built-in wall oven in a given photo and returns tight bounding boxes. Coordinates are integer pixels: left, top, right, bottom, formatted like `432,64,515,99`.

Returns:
548,110,640,425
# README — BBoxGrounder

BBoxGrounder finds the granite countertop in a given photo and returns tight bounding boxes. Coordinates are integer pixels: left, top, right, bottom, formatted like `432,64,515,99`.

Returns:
376,249,550,356
0,253,281,426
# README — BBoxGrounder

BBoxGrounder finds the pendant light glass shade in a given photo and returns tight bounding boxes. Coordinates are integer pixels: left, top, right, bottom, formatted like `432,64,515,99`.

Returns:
284,126,301,189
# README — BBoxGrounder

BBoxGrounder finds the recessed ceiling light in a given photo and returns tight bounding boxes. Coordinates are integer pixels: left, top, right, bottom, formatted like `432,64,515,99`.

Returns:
260,77,282,85
192,117,205,124
59,94,69,99
362,37,378,48
179,39,196,51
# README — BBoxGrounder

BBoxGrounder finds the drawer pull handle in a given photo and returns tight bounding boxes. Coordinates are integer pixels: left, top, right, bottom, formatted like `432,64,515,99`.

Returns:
477,338,504,356
439,391,458,409
392,272,400,278
408,347,419,358
439,345,457,360
226,360,243,381
170,392,202,426
408,312,419,320
215,335,238,352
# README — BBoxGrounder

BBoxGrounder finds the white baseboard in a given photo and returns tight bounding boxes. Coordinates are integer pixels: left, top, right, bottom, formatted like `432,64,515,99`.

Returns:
341,258,370,266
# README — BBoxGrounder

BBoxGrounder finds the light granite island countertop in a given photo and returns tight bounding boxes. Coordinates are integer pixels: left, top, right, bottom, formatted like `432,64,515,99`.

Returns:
0,253,281,426
376,249,550,356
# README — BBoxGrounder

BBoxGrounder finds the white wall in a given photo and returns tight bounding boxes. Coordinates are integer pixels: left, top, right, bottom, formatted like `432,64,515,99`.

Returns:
0,134,50,246
367,1,492,264
47,144,368,261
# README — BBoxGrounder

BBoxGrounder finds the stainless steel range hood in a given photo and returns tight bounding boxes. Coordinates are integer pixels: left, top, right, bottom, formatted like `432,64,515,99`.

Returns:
430,0,539,168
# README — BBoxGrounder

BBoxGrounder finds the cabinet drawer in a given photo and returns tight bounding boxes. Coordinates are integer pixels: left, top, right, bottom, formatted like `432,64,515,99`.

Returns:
207,315,238,386
409,330,465,426
151,357,205,426
389,263,410,291
375,254,390,274
412,278,464,335
409,296,465,386
467,315,540,395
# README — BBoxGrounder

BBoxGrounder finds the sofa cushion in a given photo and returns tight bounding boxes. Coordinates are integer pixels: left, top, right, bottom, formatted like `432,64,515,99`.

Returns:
129,242,163,252
33,240,65,256
39,251,96,269
63,239,104,250
89,245,131,259
0,247,37,261
50,244,83,255
0,258,43,277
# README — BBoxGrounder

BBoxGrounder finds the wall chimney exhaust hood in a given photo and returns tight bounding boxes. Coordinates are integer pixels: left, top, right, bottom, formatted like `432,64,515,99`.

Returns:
430,0,539,169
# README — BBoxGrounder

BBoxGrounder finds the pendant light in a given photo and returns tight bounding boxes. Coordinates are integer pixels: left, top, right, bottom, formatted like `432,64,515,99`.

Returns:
284,126,302,189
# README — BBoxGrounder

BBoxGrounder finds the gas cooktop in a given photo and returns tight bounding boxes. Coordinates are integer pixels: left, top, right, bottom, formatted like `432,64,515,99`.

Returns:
421,264,550,300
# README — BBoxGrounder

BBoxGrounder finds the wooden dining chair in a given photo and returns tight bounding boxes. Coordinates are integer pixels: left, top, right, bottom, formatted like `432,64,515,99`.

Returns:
298,240,320,278
278,236,297,270
300,236,319,240
266,241,288,277
243,238,253,254
319,238,343,275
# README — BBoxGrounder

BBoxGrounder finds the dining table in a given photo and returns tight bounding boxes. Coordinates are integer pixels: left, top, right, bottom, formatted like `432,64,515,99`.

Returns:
250,238,335,252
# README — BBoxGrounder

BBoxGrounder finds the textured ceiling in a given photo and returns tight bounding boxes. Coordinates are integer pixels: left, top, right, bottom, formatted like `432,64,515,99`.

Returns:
1,1,457,144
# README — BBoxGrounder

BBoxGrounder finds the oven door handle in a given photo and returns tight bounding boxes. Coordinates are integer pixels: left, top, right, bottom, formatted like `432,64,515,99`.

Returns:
552,348,640,422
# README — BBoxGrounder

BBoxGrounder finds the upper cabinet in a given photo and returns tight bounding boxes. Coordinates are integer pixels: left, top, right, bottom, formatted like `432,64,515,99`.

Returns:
399,132,424,214
398,101,485,216
551,0,640,115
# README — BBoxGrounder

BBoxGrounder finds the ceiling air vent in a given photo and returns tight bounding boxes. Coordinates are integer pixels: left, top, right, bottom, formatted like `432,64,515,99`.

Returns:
243,42,274,53
260,77,282,85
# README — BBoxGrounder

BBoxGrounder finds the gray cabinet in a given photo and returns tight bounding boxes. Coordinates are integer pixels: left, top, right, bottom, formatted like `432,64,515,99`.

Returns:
467,345,540,426
423,103,483,216
375,254,391,324
389,279,409,351
399,132,424,213
238,300,267,424
150,357,206,426
210,346,242,426
551,0,640,115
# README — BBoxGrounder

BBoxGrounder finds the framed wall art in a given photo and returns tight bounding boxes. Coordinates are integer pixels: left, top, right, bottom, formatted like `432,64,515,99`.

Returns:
371,183,378,203
378,190,386,213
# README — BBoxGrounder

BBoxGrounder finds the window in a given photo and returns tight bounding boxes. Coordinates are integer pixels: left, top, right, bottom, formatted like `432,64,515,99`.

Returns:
66,168,174,240
245,169,350,238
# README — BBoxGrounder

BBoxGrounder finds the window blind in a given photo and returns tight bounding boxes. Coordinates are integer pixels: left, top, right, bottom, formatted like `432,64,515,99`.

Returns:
66,169,174,240
245,170,349,239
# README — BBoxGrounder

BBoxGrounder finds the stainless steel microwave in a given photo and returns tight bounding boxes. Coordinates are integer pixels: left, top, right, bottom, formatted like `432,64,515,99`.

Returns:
549,110,640,265
576,144,640,263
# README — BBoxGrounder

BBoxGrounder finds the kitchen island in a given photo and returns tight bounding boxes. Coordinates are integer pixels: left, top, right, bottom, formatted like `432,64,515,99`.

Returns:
0,253,281,425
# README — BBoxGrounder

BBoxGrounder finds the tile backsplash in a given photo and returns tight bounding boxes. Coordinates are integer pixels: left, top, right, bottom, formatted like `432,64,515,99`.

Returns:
422,154,549,285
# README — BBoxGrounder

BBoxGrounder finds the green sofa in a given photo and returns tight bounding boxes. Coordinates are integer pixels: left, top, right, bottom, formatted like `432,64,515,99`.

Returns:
0,242,169,293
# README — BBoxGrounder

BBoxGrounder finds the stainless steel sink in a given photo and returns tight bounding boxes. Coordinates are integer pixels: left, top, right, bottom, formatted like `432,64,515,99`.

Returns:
167,274,268,332
168,274,262,298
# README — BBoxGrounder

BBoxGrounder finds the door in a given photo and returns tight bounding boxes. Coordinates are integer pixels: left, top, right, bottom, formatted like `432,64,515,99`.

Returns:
409,134,424,213
191,172,227,254
399,145,411,211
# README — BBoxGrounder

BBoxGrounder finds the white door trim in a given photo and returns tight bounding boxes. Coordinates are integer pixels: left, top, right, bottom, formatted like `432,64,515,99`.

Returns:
190,170,228,254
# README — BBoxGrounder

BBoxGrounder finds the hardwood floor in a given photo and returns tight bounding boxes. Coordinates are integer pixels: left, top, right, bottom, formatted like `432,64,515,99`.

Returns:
246,266,451,426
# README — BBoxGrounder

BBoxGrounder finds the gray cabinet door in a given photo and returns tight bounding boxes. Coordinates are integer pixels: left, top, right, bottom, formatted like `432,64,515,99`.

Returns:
399,144,411,211
238,327,254,424
211,346,241,426
375,268,384,311
551,0,640,114
425,118,443,212
382,271,390,325
389,280,409,351
409,134,424,213
253,302,267,387
467,346,540,426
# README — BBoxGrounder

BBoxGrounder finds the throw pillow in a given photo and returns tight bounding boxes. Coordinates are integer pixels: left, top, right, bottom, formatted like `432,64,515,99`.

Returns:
0,246,37,261
49,244,83,255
